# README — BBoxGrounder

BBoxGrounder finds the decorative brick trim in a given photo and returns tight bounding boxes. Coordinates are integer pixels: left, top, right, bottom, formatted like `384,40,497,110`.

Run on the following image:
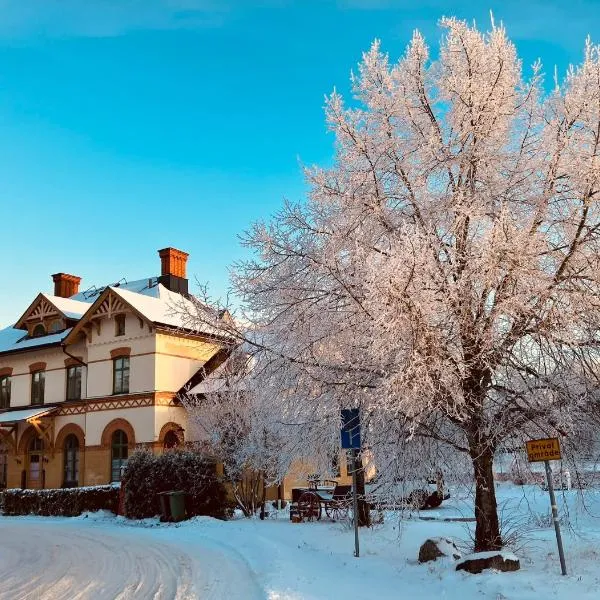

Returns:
56,393,180,416
110,347,131,359
64,357,84,368
0,367,13,377
55,423,85,449
58,397,153,415
100,418,136,448
85,442,144,452
29,362,47,373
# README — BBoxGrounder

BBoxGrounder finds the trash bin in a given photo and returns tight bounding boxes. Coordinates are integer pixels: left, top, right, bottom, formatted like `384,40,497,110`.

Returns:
158,491,187,522
158,492,171,521
168,491,187,522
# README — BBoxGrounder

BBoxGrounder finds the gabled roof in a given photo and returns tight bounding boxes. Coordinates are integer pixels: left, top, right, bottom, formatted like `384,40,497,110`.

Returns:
45,295,92,319
2,273,229,357
63,283,226,345
14,293,91,330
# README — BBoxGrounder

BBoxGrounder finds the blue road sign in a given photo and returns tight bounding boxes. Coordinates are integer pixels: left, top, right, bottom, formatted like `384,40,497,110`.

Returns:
341,408,361,449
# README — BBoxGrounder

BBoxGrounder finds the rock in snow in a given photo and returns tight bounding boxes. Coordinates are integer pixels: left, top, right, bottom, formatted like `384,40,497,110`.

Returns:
418,537,462,563
455,551,520,574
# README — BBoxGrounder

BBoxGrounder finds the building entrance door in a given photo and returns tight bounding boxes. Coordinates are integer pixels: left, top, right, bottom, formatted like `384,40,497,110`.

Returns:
27,437,44,489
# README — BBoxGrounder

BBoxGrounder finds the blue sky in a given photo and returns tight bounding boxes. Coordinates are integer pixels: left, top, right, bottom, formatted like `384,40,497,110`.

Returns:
1,0,599,326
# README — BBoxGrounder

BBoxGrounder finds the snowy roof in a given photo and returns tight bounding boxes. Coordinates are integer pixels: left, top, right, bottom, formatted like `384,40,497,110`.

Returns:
109,285,223,336
0,406,57,424
0,326,72,355
41,294,92,319
189,352,253,394
71,277,162,302
1,275,227,356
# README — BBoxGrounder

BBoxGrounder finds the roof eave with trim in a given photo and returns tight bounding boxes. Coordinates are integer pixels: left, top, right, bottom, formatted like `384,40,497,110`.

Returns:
62,287,154,346
0,339,65,358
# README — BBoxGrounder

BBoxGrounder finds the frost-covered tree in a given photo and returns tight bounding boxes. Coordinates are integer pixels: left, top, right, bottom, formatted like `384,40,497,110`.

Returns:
186,18,600,551
181,350,289,517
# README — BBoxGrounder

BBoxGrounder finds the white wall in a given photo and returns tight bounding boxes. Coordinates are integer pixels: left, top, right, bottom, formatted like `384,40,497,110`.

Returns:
86,313,156,397
86,406,156,445
0,346,86,408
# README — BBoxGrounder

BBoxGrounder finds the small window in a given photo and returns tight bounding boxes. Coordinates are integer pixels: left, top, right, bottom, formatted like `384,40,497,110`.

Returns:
66,366,82,401
111,429,129,482
113,356,130,394
115,314,126,337
31,371,45,405
32,324,46,338
0,376,10,409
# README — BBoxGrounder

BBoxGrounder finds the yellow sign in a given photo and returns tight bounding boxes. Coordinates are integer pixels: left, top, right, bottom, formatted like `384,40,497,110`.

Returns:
526,438,561,462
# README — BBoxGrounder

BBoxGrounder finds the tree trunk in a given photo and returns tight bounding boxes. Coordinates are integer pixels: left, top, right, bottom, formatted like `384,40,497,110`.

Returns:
471,446,502,551
352,451,371,527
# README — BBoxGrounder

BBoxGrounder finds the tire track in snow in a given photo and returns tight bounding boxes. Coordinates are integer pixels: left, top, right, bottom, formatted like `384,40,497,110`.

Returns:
0,518,264,600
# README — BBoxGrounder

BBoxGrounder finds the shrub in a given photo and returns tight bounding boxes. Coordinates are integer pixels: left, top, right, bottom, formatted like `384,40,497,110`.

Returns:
122,450,230,520
1,485,119,516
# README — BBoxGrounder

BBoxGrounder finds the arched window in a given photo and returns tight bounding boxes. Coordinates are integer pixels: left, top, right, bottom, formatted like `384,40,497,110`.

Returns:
111,429,128,482
32,324,46,338
63,434,79,487
163,430,180,450
28,436,44,489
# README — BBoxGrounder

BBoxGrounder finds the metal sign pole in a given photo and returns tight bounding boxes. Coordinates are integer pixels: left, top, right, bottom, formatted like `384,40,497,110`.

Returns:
341,409,361,558
352,448,360,558
544,460,567,576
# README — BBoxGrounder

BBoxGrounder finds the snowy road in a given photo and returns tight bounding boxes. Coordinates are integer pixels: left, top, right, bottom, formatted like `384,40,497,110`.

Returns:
3,487,600,600
0,517,264,600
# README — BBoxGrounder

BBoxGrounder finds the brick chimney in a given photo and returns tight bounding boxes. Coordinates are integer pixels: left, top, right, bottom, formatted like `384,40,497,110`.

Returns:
159,247,188,278
158,247,189,295
52,273,82,298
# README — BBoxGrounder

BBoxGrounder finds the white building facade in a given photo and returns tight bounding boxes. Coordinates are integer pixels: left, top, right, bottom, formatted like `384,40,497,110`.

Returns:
0,248,226,489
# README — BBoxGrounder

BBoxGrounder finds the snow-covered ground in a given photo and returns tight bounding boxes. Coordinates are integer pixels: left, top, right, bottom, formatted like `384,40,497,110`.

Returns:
2,483,600,599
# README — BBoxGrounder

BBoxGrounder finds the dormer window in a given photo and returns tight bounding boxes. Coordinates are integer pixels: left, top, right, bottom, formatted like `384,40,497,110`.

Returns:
115,314,126,337
32,324,46,338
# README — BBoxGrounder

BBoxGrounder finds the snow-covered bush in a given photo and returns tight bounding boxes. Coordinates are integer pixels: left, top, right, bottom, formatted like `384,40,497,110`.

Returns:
122,450,230,520
1,485,119,516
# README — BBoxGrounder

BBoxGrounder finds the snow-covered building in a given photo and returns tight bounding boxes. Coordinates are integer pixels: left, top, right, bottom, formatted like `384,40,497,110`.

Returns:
0,248,228,489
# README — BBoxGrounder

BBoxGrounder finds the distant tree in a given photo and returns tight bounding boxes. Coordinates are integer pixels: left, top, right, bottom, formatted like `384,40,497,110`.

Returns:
184,19,600,551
